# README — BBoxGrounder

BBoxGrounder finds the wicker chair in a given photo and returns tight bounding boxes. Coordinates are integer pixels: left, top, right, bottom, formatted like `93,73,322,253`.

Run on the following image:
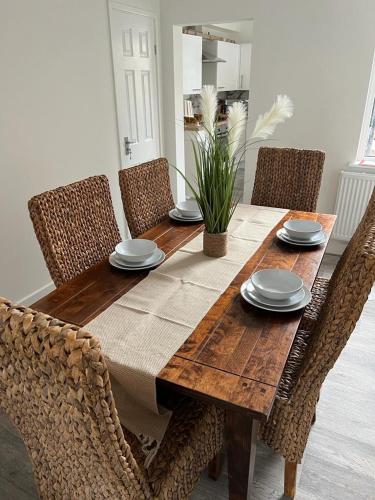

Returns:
251,147,325,212
0,298,224,499
28,175,121,287
118,158,175,238
260,188,375,498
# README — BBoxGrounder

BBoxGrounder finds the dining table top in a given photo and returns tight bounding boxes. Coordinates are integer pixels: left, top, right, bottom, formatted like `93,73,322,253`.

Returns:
31,208,336,422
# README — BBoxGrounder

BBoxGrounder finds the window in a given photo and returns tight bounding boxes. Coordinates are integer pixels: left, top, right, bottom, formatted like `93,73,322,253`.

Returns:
364,98,375,159
357,52,375,165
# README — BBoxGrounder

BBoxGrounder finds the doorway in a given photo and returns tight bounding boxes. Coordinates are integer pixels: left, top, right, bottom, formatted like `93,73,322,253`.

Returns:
179,21,253,201
109,4,161,169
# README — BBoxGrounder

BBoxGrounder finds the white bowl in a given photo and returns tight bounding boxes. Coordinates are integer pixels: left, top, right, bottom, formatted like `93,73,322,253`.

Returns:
251,269,303,300
115,239,157,263
283,219,322,241
176,200,201,218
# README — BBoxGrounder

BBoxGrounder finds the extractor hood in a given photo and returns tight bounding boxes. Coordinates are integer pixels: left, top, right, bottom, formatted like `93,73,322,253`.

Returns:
202,52,226,63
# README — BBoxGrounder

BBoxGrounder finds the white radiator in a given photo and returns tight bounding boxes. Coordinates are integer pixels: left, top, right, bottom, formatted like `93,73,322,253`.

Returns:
333,171,375,241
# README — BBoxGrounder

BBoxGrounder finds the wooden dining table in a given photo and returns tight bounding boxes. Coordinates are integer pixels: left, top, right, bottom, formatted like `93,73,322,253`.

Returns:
31,208,335,500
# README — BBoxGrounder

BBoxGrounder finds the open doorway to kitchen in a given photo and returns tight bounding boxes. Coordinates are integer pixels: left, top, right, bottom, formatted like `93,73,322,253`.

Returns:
180,20,253,202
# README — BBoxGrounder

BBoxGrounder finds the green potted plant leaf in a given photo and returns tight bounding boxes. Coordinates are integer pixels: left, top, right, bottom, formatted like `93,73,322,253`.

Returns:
178,86,293,258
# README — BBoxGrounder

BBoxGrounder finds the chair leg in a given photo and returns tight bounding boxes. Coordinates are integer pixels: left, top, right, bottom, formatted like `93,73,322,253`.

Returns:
208,452,223,481
284,461,298,498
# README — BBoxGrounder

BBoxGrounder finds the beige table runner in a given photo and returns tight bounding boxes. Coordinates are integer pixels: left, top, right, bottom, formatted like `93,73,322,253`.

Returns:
87,205,287,465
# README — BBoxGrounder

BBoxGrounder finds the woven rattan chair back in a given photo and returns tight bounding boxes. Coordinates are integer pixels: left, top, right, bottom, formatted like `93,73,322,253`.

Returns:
261,189,375,464
251,147,325,212
28,176,121,287
118,158,175,238
300,195,375,391
0,298,150,499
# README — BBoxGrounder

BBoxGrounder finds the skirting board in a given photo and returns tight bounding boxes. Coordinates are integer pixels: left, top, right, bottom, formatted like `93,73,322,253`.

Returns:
18,281,55,306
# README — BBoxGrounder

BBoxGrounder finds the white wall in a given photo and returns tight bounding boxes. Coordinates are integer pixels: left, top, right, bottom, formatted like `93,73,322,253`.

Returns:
0,0,157,303
160,0,375,253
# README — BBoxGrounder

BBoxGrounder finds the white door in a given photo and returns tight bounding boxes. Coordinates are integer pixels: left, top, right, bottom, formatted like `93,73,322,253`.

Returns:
111,9,160,167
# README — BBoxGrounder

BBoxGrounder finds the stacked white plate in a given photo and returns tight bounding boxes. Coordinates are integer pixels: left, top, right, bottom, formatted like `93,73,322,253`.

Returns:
277,219,326,246
240,269,311,312
109,239,165,271
169,200,203,222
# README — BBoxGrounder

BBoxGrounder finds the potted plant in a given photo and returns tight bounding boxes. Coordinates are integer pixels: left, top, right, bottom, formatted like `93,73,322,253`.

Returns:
180,86,293,257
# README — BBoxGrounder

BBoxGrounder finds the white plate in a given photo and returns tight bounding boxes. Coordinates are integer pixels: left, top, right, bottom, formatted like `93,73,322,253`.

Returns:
277,229,326,246
170,208,202,220
241,281,312,312
109,249,165,270
246,281,305,307
169,208,203,222
280,228,324,243
114,248,163,267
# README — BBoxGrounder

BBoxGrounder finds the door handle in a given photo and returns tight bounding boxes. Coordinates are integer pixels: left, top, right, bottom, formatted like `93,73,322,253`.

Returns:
124,137,136,157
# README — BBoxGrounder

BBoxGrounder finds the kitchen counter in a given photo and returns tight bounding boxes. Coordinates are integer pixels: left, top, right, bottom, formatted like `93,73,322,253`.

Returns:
184,118,228,132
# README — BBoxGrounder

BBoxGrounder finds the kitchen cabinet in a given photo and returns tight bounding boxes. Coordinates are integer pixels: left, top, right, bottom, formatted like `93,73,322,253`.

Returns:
182,34,202,95
216,41,240,91
239,43,252,90
202,40,240,91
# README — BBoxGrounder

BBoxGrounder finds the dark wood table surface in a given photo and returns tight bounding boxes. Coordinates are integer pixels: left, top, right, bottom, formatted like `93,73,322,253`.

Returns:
31,209,336,500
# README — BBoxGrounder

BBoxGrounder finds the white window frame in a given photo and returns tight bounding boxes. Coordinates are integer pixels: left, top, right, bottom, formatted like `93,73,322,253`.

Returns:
356,51,375,164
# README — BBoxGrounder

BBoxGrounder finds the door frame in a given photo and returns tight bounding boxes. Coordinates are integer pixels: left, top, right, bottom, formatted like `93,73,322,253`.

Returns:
107,0,163,169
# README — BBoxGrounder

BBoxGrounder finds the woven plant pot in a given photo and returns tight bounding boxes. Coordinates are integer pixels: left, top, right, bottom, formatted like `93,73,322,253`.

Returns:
203,230,228,258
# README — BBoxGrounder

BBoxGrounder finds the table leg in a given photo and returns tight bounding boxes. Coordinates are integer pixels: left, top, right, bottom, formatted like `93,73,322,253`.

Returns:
208,452,223,480
226,410,259,500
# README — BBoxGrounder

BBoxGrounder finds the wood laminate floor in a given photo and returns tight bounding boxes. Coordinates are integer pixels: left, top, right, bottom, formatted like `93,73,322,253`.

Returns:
1,255,375,499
